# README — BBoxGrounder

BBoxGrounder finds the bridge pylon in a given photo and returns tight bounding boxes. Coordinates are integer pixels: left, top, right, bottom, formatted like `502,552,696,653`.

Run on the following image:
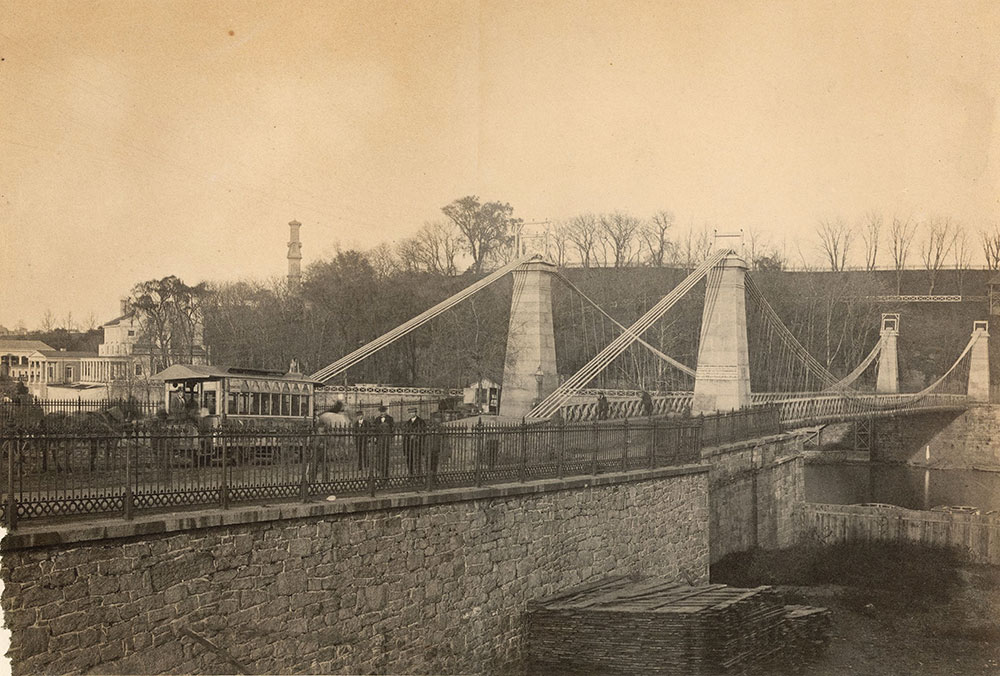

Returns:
500,258,559,418
876,313,900,394
968,321,990,403
692,234,751,414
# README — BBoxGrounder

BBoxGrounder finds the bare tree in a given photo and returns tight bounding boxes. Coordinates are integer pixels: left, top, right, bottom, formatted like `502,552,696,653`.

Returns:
40,309,55,332
394,238,423,274
816,218,853,271
679,223,714,270
599,211,641,267
860,211,882,271
981,224,1000,271
953,229,973,295
640,210,676,266
399,221,461,275
544,222,569,267
367,243,399,280
565,214,601,268
888,216,918,294
920,217,957,295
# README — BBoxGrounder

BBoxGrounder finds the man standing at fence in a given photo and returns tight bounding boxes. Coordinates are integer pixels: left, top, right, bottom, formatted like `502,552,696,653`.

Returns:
374,405,394,477
640,390,653,417
353,410,369,472
402,407,427,476
597,392,609,420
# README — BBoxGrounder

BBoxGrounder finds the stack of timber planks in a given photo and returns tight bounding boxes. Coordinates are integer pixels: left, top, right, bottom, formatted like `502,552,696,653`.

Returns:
526,576,829,675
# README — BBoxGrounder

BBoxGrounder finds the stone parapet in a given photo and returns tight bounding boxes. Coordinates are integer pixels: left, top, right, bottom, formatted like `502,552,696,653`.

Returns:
2,466,709,675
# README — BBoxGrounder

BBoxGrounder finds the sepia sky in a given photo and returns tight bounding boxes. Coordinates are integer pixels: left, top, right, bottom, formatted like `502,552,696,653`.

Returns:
2,0,999,329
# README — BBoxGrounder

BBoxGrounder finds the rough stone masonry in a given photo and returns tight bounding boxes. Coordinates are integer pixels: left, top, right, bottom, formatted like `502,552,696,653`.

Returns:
2,467,709,675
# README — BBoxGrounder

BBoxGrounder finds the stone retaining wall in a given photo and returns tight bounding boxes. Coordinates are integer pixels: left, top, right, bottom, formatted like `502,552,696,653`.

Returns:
705,435,805,563
2,467,709,675
873,405,998,469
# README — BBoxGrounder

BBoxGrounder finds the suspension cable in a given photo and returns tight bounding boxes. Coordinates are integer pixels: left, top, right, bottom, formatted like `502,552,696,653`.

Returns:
528,249,729,419
311,254,534,383
552,271,696,378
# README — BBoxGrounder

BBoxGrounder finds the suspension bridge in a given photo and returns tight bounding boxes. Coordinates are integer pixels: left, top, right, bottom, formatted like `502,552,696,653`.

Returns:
311,233,989,432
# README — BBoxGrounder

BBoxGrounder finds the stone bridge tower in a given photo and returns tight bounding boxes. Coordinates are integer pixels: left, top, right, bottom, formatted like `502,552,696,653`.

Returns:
500,259,558,418
876,313,900,393
968,321,990,403
692,233,751,414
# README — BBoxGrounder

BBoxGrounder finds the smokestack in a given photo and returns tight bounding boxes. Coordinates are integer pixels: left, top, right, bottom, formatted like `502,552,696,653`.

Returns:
287,220,302,290
120,298,131,316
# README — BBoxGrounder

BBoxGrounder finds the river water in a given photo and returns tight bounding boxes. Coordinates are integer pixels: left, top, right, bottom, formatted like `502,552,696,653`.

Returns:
805,464,1000,513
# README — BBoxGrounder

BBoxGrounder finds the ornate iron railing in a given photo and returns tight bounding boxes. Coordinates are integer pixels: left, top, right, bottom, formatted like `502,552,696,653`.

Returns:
561,391,968,425
0,408,785,528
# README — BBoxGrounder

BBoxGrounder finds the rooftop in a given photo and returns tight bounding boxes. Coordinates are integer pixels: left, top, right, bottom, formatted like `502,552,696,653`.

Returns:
152,364,321,384
36,350,99,359
0,339,55,352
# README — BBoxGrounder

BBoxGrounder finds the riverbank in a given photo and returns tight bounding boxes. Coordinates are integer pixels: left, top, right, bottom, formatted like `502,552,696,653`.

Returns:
712,541,1000,675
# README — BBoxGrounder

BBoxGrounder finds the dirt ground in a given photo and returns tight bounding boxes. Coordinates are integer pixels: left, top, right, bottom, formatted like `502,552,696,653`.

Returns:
711,542,1000,676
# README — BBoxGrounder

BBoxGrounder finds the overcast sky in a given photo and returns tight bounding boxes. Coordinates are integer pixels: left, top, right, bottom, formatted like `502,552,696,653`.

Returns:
2,0,998,329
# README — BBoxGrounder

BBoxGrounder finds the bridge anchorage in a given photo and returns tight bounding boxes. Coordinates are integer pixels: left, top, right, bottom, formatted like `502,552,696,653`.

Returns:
310,237,988,430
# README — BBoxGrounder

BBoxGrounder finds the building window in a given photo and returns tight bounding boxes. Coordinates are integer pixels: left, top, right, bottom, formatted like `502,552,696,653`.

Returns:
134,363,142,376
128,330,135,337
65,366,73,381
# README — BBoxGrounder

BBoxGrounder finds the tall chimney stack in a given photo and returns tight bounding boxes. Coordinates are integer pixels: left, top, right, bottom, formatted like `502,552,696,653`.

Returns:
287,220,302,290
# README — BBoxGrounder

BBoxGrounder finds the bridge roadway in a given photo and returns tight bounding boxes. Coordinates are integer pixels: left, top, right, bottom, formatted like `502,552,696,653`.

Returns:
559,391,969,427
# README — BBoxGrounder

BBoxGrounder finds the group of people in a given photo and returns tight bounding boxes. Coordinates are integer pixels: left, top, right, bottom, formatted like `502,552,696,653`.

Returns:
316,401,434,478
595,390,654,420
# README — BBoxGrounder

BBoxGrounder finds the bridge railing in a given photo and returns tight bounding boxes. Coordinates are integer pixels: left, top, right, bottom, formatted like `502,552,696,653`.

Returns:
563,391,968,426
771,392,968,425
0,407,784,528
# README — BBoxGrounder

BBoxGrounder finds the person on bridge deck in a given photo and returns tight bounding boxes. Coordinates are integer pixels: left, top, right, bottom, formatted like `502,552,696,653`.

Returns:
596,392,609,420
402,407,427,476
352,410,369,472
374,405,394,478
640,390,653,417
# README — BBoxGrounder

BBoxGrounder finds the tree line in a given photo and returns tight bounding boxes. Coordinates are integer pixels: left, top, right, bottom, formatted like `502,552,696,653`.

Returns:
69,196,996,394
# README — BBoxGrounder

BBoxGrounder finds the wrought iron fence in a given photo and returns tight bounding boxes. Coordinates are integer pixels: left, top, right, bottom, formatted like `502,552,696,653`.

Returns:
0,407,781,528
0,398,160,427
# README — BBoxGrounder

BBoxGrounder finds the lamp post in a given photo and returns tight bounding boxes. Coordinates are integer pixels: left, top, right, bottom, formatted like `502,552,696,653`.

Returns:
533,364,544,409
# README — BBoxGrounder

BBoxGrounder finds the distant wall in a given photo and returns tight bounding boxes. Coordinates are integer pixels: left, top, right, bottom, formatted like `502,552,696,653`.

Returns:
873,405,1000,469
704,434,805,563
799,503,1000,565
2,467,709,675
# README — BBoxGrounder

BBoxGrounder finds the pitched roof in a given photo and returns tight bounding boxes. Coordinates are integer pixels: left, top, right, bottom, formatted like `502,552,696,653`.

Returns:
152,363,321,384
0,339,55,352
101,312,135,327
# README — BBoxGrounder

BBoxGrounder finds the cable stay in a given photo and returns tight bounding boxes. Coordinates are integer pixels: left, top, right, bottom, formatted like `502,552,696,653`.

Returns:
825,336,884,392
310,254,534,383
552,270,696,378
743,274,841,390
906,330,980,401
528,249,729,419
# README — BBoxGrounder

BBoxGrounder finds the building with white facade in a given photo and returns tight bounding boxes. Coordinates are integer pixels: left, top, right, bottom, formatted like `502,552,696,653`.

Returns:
1,339,55,383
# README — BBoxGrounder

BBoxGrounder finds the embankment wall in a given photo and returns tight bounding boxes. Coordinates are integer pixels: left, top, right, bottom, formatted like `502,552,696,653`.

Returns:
705,434,805,563
873,405,1000,469
2,467,709,675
